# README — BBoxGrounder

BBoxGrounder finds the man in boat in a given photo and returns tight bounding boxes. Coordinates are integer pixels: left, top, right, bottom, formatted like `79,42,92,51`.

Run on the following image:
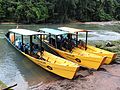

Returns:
65,34,75,52
22,43,30,54
77,40,86,49
32,43,39,54
58,35,64,50
15,38,23,50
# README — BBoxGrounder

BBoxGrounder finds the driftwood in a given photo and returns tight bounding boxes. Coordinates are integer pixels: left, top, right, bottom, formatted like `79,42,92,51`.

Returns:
3,84,17,90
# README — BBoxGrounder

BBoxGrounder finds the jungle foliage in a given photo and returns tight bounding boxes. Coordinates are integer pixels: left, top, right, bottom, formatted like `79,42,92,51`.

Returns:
0,0,120,23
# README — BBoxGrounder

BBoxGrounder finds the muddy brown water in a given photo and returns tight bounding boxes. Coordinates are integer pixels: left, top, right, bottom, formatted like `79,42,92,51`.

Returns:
0,23,120,90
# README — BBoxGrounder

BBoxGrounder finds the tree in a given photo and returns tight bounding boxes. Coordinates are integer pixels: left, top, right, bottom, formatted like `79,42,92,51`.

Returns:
15,0,48,23
0,0,48,23
0,0,120,23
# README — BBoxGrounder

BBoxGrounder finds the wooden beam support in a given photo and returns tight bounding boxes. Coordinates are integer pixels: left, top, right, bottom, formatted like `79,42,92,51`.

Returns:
76,32,78,46
40,35,42,56
55,35,58,48
30,35,32,53
21,35,23,45
85,32,88,50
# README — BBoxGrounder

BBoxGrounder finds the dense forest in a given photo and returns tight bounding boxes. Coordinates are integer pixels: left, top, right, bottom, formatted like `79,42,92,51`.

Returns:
0,0,120,24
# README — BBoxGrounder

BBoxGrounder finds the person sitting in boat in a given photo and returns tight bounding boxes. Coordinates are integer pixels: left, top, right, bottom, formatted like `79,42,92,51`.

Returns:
67,39,75,52
77,40,85,49
64,38,71,51
25,43,30,54
32,44,45,59
26,43,30,50
32,43,40,55
37,47,44,55
50,37,55,47
22,43,29,54
71,40,75,49
57,35,64,49
15,38,22,49
62,34,73,52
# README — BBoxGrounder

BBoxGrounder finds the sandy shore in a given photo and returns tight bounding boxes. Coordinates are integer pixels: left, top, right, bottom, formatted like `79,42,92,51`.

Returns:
0,22,17,24
31,41,120,90
1,21,120,25
78,21,120,25
30,64,120,90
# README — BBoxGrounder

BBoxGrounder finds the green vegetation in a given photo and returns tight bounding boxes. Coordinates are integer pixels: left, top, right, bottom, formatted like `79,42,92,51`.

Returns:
0,0,48,23
0,0,120,24
0,80,7,89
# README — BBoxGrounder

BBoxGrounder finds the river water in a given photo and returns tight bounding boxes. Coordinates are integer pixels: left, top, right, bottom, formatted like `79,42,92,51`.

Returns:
0,23,120,90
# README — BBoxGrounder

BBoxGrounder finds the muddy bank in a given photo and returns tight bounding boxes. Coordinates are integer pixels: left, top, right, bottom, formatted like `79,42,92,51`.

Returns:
32,64,120,90
79,21,120,25
33,41,120,90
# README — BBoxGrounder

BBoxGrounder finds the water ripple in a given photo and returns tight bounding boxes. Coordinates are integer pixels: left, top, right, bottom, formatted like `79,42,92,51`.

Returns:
79,30,120,41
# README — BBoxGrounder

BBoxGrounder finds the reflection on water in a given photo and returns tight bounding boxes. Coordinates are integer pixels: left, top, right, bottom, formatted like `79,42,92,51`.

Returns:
0,39,62,90
0,24,120,90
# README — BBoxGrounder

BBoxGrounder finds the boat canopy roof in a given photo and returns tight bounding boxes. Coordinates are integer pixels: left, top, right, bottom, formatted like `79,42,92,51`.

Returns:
58,27,92,33
9,29,47,36
39,28,68,35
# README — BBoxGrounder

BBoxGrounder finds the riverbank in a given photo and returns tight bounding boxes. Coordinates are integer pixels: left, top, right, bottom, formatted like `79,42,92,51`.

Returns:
0,22,17,25
35,64,120,90
0,21,120,25
0,22,120,90
78,21,120,25
34,41,120,90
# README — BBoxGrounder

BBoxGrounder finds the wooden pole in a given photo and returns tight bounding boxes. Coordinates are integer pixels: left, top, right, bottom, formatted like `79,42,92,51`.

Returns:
40,35,42,56
55,35,57,48
3,84,17,90
30,35,32,53
85,32,88,50
49,33,51,44
21,35,23,45
14,33,15,45
76,32,78,46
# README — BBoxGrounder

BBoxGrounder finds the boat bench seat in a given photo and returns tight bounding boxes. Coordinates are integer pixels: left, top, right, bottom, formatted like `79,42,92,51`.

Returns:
46,57,56,63
44,53,69,66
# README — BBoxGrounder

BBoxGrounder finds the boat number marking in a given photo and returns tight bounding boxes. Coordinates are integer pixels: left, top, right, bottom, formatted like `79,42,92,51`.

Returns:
47,66,53,70
75,58,81,63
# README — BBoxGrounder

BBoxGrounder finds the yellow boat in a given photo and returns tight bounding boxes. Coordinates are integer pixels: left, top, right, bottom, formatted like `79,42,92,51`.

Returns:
85,45,117,64
39,28,106,70
5,29,79,79
58,27,117,64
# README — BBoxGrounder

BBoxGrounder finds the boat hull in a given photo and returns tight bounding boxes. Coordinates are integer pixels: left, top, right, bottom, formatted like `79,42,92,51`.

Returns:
5,36,79,79
43,42,106,70
86,45,117,64
22,51,79,79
